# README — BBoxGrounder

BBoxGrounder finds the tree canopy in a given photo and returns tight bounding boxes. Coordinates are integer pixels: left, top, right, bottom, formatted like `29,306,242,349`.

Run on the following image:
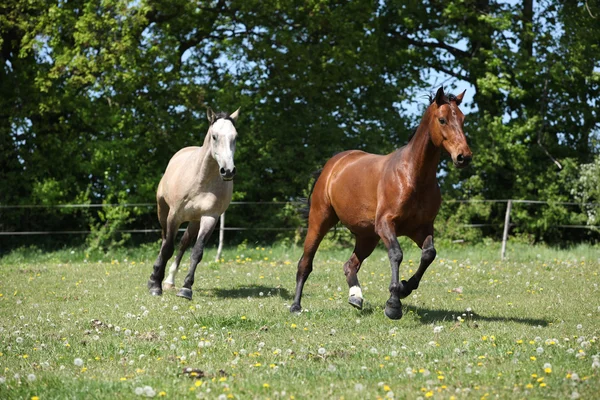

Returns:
1,0,599,248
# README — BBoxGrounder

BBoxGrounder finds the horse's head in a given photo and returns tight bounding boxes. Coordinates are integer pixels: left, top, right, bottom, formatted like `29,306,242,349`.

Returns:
207,107,240,181
428,87,472,168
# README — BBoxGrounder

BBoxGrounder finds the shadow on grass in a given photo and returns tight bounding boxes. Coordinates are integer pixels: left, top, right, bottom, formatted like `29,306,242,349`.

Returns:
206,284,293,300
405,305,550,327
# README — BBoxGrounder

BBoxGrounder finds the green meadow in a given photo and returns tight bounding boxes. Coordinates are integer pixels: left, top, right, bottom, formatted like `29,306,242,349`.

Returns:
0,241,599,399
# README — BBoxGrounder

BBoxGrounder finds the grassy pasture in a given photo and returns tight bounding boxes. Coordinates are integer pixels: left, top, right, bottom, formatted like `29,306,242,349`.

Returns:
0,242,599,399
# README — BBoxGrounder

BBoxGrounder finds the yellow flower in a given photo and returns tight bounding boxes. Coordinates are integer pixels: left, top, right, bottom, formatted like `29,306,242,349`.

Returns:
31,397,39,400
120,377,127,381
263,383,270,388
383,385,391,391
544,367,552,374
425,391,434,398
525,383,533,389
290,323,297,328
540,383,547,388
158,392,166,397
195,380,202,387
530,356,536,361
241,316,247,320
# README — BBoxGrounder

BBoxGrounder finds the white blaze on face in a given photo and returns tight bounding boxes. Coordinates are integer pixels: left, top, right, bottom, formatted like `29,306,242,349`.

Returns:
210,119,237,175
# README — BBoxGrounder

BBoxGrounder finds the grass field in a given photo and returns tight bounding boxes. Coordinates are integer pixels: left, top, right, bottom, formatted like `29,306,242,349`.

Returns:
0,241,599,399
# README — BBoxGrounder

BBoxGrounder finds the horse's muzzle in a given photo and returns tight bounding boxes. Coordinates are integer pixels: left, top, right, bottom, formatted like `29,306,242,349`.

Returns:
454,153,472,168
220,167,236,181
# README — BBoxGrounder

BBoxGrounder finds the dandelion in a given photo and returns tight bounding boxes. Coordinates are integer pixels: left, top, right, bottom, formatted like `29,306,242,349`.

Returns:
370,347,378,354
135,387,144,395
536,347,544,354
124,329,132,336
27,374,36,382
318,347,326,355
433,326,443,334
571,372,580,381
16,337,23,344
0,376,6,384
571,391,581,399
355,383,364,391
144,386,156,397
74,358,84,367
263,383,270,388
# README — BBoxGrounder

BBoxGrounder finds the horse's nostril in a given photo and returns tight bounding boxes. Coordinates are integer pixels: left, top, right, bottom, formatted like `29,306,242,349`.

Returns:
457,154,464,163
220,167,226,175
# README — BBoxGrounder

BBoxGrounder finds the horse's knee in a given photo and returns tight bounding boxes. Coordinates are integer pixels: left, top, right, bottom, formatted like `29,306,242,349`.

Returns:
422,245,436,265
388,246,403,265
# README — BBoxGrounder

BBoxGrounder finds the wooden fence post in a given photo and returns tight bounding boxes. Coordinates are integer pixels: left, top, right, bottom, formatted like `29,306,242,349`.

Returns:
215,212,225,262
501,200,512,260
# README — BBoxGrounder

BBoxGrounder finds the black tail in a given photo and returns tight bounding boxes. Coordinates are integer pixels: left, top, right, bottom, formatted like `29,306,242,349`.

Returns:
299,169,323,220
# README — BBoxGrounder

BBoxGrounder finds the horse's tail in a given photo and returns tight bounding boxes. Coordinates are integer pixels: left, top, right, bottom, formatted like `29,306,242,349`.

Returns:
299,169,322,220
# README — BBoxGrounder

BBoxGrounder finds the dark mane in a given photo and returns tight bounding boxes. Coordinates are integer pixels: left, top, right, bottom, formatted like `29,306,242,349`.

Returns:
428,91,457,105
212,111,236,127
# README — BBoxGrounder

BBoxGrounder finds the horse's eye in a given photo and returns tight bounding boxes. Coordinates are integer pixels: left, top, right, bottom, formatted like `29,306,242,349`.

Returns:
438,118,446,125
212,135,217,141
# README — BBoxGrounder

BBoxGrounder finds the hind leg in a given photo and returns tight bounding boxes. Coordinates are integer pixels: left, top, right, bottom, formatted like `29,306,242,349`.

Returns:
344,235,380,310
290,207,338,313
148,212,180,296
163,221,200,290
176,215,218,300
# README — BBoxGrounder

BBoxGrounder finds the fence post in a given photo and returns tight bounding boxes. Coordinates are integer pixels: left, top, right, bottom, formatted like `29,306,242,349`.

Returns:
215,212,225,262
501,200,512,260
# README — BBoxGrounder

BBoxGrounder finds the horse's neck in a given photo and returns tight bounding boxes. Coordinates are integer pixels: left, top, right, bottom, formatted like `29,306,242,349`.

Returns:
402,116,441,183
195,146,220,181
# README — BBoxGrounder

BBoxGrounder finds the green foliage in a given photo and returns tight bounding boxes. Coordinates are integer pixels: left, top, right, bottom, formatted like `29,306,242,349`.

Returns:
571,155,600,229
86,195,133,252
1,0,599,249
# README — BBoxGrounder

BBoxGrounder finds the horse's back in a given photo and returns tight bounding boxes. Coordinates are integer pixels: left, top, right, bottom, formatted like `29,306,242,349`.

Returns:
315,150,386,235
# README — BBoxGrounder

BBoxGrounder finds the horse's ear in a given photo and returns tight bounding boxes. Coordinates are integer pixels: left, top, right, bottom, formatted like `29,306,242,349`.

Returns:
229,107,240,123
207,107,216,124
455,90,466,106
435,86,445,106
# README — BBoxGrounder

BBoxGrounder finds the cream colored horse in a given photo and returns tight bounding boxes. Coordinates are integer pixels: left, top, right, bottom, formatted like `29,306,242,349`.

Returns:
147,107,240,300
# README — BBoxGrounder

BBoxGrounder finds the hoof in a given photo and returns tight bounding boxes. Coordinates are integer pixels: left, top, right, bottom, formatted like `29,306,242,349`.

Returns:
176,287,193,300
384,299,403,320
149,287,163,296
348,295,363,310
290,303,302,313
163,282,176,290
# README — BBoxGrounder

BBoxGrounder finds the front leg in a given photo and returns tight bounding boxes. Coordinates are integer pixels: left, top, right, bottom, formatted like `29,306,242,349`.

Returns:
376,217,405,320
399,233,436,299
176,215,218,300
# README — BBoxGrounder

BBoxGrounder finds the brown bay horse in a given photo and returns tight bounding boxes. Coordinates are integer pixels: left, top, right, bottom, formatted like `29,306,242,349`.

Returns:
290,87,472,319
148,107,240,300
